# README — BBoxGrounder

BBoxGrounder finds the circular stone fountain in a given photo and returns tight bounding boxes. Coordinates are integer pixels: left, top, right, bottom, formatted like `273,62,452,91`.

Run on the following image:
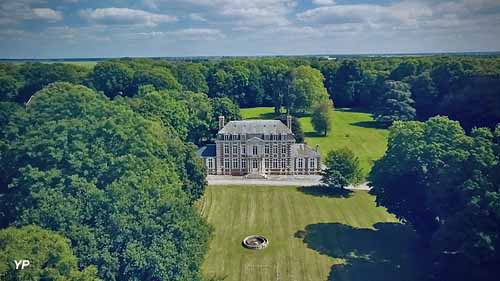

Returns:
242,235,269,250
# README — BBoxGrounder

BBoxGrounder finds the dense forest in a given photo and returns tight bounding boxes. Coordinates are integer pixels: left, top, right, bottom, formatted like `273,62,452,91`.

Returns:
1,55,500,280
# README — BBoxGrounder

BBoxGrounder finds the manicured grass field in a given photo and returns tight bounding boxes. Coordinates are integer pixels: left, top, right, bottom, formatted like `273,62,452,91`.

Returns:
63,61,97,68
198,185,423,281
241,107,389,177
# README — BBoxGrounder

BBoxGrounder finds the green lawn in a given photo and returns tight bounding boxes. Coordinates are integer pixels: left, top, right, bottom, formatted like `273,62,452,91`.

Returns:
198,185,423,281
240,107,389,177
60,61,97,69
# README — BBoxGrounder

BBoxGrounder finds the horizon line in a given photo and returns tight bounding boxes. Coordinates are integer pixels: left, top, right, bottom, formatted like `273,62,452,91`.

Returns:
1,50,500,61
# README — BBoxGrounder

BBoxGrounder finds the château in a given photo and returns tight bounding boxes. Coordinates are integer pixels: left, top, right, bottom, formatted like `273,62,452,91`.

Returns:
197,116,321,177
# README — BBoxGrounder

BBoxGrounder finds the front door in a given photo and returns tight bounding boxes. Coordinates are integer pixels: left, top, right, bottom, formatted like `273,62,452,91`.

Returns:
252,159,259,173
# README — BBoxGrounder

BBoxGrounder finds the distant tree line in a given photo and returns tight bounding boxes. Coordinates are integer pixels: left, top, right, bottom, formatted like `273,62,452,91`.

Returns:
2,55,500,131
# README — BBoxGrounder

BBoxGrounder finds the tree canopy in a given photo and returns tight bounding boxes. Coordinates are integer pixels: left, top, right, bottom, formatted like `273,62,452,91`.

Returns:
321,148,362,189
311,99,334,136
373,80,416,126
0,225,100,281
370,117,500,280
0,83,211,281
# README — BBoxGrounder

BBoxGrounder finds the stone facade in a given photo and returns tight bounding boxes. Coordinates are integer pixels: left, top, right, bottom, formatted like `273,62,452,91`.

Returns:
198,116,321,177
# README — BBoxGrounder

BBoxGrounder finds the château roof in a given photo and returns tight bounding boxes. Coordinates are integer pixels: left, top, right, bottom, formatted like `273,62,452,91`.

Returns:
196,144,216,157
290,144,321,158
219,120,292,135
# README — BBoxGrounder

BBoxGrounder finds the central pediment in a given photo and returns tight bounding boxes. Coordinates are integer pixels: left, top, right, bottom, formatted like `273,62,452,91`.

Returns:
247,137,264,143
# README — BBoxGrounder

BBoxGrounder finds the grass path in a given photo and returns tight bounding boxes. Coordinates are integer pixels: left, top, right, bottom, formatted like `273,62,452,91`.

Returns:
198,185,422,281
241,107,389,177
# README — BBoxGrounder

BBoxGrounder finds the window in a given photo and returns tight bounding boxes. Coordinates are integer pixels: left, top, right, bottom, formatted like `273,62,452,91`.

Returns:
224,145,229,154
273,145,278,154
224,135,229,140
252,159,258,169
264,145,270,154
298,158,304,169
242,159,246,169
232,145,238,154
233,158,239,169
224,159,230,169
253,146,258,155
242,145,246,155
207,158,214,169
265,158,270,169
272,159,278,169
281,145,287,154
309,158,316,170
281,159,287,169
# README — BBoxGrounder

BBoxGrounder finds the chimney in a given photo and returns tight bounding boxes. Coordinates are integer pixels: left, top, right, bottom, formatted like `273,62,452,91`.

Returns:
286,115,292,130
218,116,225,130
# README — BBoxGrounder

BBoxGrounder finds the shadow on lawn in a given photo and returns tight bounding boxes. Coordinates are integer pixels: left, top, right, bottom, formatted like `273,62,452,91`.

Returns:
297,186,353,198
350,121,386,130
304,131,325,138
301,222,429,281
245,111,278,120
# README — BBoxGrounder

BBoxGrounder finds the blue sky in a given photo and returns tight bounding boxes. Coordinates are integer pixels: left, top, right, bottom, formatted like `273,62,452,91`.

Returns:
0,0,499,58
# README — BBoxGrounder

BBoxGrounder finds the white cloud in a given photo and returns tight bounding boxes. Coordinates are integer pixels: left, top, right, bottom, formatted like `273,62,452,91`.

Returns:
171,28,225,40
218,0,296,26
0,1,63,24
189,13,207,21
166,0,296,27
312,0,335,6
298,1,432,27
32,8,63,21
137,28,225,40
79,8,177,26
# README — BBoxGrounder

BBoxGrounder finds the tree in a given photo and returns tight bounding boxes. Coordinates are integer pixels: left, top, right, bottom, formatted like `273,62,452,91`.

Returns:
311,99,334,136
0,225,99,281
287,65,329,113
410,72,439,120
370,117,500,280
176,91,214,145
211,97,241,134
321,148,362,189
207,63,250,106
260,63,291,113
17,63,87,103
389,61,417,81
130,67,181,94
274,115,305,143
373,81,416,126
330,60,363,107
173,63,208,93
0,83,211,281
0,75,19,102
125,88,191,140
439,76,500,131
430,60,466,100
89,61,133,98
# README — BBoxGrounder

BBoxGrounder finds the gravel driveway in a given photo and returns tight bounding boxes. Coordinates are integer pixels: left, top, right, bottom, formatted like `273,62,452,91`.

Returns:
207,175,371,190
